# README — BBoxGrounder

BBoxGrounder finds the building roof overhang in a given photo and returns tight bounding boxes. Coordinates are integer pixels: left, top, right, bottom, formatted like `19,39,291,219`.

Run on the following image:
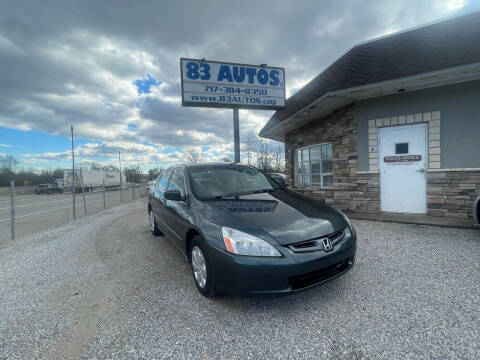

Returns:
260,62,480,141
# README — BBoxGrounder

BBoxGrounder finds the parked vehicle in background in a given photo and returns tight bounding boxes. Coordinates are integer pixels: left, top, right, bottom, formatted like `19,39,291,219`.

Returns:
148,163,356,298
63,169,125,193
267,172,286,186
146,180,155,191
474,195,480,226
34,183,63,195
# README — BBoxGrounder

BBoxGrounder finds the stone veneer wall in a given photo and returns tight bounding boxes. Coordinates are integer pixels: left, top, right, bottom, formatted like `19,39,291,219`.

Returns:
427,170,480,219
284,105,480,220
285,105,381,214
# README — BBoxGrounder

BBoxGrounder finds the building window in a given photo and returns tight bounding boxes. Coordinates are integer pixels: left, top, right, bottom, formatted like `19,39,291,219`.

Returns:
294,143,333,187
395,142,409,154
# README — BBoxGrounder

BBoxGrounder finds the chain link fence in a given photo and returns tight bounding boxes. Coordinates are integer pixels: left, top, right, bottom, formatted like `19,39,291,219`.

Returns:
0,181,147,242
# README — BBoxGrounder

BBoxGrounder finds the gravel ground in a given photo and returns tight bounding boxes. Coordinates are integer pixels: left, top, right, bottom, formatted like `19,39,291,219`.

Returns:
0,200,479,359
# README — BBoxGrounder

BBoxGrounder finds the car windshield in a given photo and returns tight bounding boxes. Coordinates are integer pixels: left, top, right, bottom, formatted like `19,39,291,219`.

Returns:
188,166,281,200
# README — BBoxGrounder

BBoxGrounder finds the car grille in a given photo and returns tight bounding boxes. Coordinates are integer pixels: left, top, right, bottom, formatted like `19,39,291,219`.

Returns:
288,259,349,290
287,230,344,253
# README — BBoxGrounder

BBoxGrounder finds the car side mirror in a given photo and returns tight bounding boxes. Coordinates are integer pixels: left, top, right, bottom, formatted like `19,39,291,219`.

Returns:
164,189,183,201
274,179,286,188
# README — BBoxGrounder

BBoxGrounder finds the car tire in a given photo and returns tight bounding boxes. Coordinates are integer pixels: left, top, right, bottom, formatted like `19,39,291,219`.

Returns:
149,209,162,236
190,236,217,298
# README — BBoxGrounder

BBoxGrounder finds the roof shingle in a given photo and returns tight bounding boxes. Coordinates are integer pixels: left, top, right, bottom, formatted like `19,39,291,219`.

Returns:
260,11,480,136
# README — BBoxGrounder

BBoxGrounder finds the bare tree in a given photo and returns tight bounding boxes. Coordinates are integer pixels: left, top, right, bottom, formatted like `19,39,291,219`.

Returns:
243,133,284,172
184,149,200,163
148,167,164,180
0,155,19,175
244,132,260,167
102,165,119,172
271,141,285,172
123,165,141,183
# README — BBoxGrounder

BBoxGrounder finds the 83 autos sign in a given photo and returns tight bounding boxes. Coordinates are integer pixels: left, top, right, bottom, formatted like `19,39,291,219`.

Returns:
180,58,285,110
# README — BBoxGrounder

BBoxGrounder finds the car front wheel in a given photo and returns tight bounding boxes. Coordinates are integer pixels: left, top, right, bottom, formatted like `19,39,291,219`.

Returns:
190,236,217,297
149,209,161,236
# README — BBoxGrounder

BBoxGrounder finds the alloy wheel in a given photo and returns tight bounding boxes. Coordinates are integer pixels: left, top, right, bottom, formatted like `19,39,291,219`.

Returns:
191,246,207,288
149,211,155,232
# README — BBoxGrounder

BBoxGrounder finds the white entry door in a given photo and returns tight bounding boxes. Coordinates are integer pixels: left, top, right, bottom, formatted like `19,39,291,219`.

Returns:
378,123,427,214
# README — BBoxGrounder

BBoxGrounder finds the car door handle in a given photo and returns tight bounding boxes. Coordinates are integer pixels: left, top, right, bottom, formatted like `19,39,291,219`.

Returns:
416,168,426,173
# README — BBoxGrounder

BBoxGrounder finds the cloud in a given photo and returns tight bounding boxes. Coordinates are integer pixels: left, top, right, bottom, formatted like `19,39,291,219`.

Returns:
0,144,12,147
0,0,470,168
435,0,468,12
20,139,233,170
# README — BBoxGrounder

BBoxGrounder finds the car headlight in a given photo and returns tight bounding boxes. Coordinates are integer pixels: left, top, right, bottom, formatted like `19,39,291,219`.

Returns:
336,210,354,238
344,226,352,238
221,227,281,257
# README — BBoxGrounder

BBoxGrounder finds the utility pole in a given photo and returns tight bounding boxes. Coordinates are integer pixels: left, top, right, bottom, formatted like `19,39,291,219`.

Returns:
119,151,123,203
71,125,76,219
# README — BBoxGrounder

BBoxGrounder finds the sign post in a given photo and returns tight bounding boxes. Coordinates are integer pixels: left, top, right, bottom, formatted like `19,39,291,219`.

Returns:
233,107,240,162
180,58,285,162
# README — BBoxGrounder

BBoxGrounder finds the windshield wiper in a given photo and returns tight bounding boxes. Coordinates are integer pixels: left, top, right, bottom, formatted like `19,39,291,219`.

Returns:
212,193,243,199
252,188,275,194
209,189,275,200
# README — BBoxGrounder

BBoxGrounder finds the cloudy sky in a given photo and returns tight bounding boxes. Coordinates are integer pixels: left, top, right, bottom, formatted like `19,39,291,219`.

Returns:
0,0,478,170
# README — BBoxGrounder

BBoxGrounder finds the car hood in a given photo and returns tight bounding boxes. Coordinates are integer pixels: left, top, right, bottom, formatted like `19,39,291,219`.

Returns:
204,189,347,245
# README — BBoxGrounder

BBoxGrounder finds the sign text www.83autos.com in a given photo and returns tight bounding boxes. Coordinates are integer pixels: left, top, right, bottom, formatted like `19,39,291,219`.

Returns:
180,58,285,110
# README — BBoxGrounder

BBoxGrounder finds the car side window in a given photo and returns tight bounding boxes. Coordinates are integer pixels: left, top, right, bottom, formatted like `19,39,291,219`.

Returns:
156,168,173,192
167,168,186,198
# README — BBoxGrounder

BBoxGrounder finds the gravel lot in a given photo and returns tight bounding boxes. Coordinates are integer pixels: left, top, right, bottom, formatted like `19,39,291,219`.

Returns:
0,199,479,359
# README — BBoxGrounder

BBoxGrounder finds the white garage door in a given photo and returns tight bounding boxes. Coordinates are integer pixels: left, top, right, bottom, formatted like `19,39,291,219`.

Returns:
378,123,427,214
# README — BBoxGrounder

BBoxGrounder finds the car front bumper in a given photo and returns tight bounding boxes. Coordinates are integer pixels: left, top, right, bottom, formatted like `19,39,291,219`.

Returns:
208,234,356,297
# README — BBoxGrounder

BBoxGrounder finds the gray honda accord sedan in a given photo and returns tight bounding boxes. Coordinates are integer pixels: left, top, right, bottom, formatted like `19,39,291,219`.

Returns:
148,163,356,297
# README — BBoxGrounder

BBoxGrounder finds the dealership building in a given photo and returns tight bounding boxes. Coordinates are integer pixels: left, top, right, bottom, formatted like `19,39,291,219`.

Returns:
260,11,480,226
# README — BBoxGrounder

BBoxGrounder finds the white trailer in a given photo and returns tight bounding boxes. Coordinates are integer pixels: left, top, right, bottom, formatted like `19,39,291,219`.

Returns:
63,169,126,192
104,171,126,189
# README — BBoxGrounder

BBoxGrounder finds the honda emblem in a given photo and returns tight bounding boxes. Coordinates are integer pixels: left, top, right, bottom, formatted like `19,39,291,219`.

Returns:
321,238,333,251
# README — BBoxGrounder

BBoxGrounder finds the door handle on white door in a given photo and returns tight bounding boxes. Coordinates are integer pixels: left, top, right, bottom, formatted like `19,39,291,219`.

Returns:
416,168,426,173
